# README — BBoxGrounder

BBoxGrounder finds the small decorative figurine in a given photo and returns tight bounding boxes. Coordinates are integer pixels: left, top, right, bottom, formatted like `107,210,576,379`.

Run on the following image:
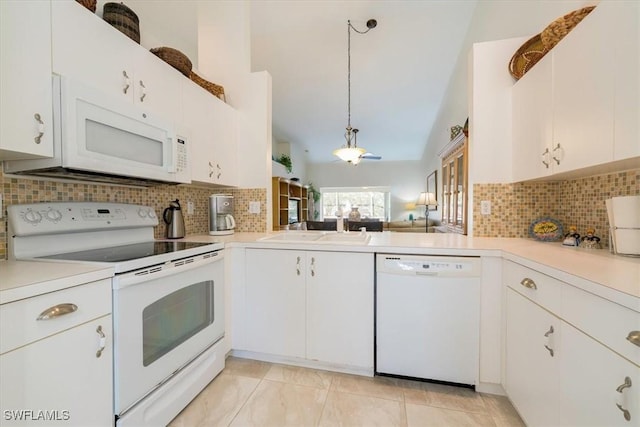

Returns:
562,225,580,247
579,227,602,249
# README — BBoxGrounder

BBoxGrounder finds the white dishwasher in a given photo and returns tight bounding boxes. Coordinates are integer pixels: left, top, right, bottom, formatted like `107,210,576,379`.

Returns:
376,254,481,387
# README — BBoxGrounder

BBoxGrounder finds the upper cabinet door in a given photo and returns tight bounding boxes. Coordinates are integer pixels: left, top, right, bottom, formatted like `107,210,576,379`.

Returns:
52,0,136,103
0,0,54,160
133,49,182,120
512,56,553,181
551,4,615,173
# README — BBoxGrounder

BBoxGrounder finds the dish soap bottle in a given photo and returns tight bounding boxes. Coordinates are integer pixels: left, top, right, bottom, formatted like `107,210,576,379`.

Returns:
336,207,344,233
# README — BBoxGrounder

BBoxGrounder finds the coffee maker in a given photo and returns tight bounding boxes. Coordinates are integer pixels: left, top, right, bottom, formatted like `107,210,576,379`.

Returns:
209,194,236,235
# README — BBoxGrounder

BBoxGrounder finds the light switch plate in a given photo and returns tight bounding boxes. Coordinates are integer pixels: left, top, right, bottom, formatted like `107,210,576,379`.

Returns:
187,201,194,215
480,200,491,215
249,201,261,214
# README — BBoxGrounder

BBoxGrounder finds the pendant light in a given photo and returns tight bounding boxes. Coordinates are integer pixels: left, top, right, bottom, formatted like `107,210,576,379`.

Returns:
332,19,377,163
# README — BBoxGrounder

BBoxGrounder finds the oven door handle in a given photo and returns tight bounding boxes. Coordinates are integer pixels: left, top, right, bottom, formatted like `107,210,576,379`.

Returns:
113,252,223,289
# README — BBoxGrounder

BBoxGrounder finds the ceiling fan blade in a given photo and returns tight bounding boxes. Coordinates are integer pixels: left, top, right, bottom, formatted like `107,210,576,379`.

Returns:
360,153,382,160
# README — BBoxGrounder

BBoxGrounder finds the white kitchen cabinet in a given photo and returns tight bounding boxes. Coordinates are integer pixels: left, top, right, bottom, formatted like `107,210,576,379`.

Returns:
243,248,374,370
512,56,553,181
0,0,54,160
51,0,181,121
505,288,560,426
504,259,640,426
0,317,113,427
511,1,638,181
182,79,238,187
244,248,306,358
560,322,639,426
0,278,113,427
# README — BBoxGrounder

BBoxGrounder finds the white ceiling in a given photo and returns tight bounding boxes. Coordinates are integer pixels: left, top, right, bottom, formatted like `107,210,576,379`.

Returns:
250,1,477,164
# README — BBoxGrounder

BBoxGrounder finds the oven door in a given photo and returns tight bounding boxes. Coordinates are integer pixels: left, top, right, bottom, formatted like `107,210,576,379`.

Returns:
112,251,224,415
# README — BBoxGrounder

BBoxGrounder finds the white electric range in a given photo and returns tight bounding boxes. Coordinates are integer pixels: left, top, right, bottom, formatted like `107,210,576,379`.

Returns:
8,202,226,427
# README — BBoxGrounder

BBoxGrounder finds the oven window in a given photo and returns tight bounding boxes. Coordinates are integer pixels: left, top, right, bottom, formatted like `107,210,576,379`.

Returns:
142,280,214,366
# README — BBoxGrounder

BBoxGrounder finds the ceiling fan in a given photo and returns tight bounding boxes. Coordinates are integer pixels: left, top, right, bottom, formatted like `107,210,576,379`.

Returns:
350,129,381,164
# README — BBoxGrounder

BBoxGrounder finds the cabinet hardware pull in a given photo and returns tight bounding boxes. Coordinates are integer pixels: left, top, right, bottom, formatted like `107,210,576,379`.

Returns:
95,325,106,358
139,80,146,102
310,257,315,277
36,303,78,320
122,70,130,94
541,148,550,168
296,256,301,276
544,325,554,357
208,162,214,178
552,143,562,165
616,376,632,421
627,331,640,348
33,113,44,144
520,278,537,290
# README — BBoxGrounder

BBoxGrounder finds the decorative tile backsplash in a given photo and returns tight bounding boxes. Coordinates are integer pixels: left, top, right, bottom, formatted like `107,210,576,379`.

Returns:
0,171,267,259
473,169,640,246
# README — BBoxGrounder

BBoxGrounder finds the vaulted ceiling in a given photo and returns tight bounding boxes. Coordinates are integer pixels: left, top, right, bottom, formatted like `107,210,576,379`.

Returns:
250,1,477,164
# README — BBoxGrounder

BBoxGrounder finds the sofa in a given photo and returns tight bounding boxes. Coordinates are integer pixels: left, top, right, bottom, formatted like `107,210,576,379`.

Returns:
383,219,438,233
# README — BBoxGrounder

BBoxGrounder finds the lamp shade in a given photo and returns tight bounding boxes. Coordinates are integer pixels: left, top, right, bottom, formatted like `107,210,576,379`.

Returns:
333,146,365,162
417,192,438,206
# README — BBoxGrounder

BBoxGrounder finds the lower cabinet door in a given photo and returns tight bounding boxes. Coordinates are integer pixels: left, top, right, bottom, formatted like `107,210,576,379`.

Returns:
306,252,374,369
0,316,113,427
505,289,560,426
560,321,640,426
244,249,306,358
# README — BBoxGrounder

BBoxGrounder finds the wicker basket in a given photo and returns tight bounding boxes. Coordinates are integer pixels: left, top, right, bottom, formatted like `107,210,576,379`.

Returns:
76,0,97,13
508,34,549,80
541,6,596,51
190,71,226,102
103,2,140,44
150,47,192,77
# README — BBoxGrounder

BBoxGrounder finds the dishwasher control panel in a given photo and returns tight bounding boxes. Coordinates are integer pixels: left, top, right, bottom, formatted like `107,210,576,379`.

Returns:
377,255,481,277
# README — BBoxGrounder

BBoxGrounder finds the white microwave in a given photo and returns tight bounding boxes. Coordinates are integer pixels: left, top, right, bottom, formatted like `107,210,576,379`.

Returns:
5,75,190,185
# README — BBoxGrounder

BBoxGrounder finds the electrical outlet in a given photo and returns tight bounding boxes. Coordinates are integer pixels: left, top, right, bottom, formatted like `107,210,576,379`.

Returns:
249,201,261,214
187,201,194,215
480,200,491,215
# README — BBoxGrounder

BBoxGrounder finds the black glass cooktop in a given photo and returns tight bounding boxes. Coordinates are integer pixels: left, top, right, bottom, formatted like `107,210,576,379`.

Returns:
41,241,215,263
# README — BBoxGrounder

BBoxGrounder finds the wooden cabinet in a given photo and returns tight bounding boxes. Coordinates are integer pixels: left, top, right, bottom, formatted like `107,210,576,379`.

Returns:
0,0,54,160
272,177,309,230
504,260,640,426
0,279,113,426
243,248,374,370
182,79,238,187
441,134,467,234
512,1,638,181
51,0,181,121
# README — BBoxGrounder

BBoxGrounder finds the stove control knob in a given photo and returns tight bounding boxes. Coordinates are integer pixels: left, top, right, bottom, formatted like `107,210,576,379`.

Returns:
137,208,148,218
24,210,42,224
46,209,63,222
147,209,156,219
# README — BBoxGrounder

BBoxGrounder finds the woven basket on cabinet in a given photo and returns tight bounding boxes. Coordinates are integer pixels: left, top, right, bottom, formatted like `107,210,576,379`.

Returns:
508,34,549,80
190,71,226,102
103,2,140,44
150,47,192,77
76,0,97,13
540,6,596,51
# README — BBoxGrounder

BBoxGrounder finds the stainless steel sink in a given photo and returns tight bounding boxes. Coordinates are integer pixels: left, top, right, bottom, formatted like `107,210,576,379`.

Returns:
258,232,326,242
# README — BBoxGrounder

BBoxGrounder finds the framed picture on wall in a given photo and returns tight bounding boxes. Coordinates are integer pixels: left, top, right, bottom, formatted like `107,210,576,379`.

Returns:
427,170,438,209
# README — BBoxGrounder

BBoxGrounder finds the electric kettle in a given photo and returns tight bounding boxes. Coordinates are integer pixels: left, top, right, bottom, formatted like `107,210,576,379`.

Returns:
163,199,186,239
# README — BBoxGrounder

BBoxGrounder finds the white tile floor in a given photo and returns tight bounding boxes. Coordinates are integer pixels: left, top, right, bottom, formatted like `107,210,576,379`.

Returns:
169,357,525,427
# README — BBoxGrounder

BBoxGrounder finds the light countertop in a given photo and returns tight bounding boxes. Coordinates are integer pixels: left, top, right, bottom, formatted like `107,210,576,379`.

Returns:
0,260,114,305
184,231,640,311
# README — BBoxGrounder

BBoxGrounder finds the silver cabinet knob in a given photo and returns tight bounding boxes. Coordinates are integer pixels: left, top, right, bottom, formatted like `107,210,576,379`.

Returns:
36,303,78,320
520,277,537,290
616,377,632,421
34,113,44,144
139,80,146,102
626,331,640,348
122,70,130,94
544,325,554,357
95,325,106,358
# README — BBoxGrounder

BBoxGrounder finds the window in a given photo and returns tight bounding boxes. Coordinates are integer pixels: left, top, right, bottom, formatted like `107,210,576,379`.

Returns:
320,187,390,220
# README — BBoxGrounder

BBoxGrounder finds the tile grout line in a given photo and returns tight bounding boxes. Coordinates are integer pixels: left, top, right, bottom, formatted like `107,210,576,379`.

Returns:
221,372,264,427
314,374,334,426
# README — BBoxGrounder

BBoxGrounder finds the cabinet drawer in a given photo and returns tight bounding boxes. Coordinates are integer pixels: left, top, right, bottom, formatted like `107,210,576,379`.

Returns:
503,260,562,313
0,279,111,354
562,284,640,367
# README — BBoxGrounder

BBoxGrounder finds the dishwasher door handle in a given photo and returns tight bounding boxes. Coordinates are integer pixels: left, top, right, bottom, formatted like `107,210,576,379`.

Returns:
415,271,438,276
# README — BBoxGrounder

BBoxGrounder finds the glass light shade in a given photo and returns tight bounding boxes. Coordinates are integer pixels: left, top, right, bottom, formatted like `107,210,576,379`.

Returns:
333,146,366,162
417,192,438,206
